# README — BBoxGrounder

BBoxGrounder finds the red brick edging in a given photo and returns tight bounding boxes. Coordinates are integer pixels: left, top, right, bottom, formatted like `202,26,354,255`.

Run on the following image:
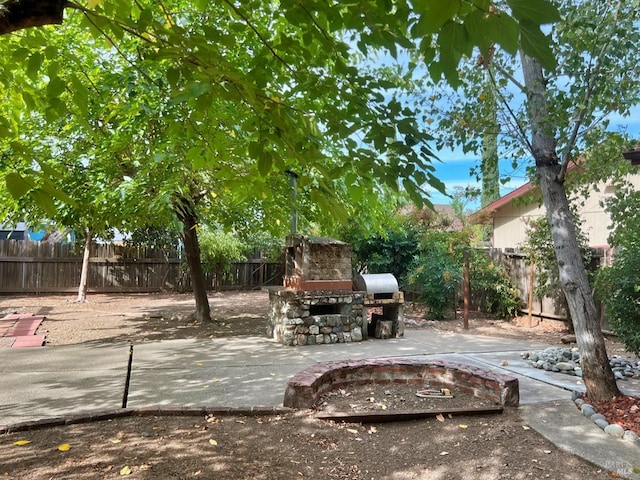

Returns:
283,357,520,409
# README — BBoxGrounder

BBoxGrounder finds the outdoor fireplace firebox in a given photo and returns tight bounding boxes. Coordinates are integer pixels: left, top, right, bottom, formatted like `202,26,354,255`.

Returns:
268,235,365,346
268,235,405,346
354,273,405,340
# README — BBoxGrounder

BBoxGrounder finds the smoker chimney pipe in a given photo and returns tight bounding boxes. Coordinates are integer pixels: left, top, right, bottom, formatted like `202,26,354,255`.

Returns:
285,170,299,234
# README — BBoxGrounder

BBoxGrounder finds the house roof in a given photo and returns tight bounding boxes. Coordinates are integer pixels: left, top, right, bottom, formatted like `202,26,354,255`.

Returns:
476,161,590,216
478,181,537,214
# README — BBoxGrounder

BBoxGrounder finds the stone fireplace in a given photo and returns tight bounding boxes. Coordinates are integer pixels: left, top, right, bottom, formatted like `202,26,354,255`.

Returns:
268,235,364,346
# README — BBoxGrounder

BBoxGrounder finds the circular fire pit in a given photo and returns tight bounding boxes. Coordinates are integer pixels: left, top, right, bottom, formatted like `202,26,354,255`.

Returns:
283,357,519,409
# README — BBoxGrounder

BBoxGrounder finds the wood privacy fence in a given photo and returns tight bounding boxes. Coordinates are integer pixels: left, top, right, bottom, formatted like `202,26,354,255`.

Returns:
0,240,284,294
0,240,605,325
487,247,607,326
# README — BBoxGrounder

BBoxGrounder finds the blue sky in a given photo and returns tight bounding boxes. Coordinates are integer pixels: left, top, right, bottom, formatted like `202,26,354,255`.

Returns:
424,109,640,211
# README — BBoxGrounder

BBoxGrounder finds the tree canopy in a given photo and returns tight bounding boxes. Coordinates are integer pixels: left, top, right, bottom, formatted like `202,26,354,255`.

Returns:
1,0,560,233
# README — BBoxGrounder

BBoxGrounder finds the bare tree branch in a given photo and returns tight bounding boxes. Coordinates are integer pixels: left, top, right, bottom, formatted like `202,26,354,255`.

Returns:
558,0,622,182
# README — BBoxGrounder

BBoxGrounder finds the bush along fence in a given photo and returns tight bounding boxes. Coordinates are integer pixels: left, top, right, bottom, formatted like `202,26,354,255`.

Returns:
488,247,608,327
0,240,284,294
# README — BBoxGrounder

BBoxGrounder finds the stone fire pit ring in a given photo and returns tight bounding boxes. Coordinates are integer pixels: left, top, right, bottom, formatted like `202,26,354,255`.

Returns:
283,357,519,409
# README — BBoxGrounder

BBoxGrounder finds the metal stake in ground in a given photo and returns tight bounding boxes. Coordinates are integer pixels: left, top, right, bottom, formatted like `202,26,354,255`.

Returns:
122,343,134,408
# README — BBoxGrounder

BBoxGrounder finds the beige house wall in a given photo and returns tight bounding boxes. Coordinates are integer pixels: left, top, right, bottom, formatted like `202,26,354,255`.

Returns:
490,174,640,250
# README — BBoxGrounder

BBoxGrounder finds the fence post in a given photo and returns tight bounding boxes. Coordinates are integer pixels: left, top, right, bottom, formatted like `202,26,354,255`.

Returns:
463,250,469,330
528,262,535,327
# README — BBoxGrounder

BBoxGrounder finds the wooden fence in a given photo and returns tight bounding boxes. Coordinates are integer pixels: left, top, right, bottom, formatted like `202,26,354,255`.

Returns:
0,240,284,294
0,240,606,326
488,248,607,327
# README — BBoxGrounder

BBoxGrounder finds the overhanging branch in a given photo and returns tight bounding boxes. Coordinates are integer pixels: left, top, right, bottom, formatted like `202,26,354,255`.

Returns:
0,0,69,35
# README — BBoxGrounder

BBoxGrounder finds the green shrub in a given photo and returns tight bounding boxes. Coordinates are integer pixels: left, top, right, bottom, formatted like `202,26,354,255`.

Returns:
595,188,640,356
470,251,521,319
406,233,461,320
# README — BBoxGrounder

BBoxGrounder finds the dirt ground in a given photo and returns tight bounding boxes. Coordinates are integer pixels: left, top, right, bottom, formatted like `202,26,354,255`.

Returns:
0,291,637,479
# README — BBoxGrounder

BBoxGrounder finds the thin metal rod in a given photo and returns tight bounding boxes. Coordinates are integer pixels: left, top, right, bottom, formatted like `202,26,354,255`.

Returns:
122,343,134,408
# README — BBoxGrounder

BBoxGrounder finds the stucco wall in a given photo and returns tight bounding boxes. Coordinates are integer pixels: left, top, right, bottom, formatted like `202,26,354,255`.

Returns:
490,174,640,249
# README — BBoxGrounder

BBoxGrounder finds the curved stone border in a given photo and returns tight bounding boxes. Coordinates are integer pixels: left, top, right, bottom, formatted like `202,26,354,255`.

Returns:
283,357,519,409
573,393,640,447
0,406,292,435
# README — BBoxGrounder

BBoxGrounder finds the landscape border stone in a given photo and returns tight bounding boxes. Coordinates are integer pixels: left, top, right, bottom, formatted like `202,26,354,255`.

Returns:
572,391,640,448
283,357,519,409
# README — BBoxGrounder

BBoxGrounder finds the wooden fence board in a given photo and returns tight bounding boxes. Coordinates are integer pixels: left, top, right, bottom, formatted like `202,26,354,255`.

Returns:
0,240,284,294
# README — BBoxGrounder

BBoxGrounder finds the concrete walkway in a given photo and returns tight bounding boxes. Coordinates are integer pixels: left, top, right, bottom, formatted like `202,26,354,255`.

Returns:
0,329,638,478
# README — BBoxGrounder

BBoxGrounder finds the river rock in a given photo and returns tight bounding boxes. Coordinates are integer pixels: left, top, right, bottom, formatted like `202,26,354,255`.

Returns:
623,430,639,444
581,404,596,418
556,361,576,371
604,424,625,438
593,418,609,430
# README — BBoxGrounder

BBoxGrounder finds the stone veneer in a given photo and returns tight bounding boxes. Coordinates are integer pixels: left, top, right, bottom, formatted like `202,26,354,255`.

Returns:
268,289,365,346
283,358,520,409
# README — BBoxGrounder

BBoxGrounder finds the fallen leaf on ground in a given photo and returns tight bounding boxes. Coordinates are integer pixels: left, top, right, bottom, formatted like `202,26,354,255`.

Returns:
522,425,531,430
57,443,71,452
120,465,132,476
436,414,445,422
209,439,218,446
347,429,359,434
13,440,31,446
459,424,468,429
109,439,122,444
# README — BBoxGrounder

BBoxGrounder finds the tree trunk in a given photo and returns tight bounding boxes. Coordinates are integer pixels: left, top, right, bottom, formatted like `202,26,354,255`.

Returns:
481,70,500,208
76,227,92,303
521,54,620,402
176,198,211,322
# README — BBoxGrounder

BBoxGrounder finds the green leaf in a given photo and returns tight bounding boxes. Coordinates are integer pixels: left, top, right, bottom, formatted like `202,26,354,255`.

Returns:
12,47,30,62
463,10,493,54
166,68,181,88
26,52,43,81
507,0,560,24
439,21,471,58
402,178,424,206
187,147,205,170
36,160,64,179
21,91,36,110
5,173,34,199
47,77,66,99
41,183,76,207
257,151,272,176
413,0,461,36
31,189,57,217
520,21,557,70
489,14,519,55
248,141,262,159
188,82,210,99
